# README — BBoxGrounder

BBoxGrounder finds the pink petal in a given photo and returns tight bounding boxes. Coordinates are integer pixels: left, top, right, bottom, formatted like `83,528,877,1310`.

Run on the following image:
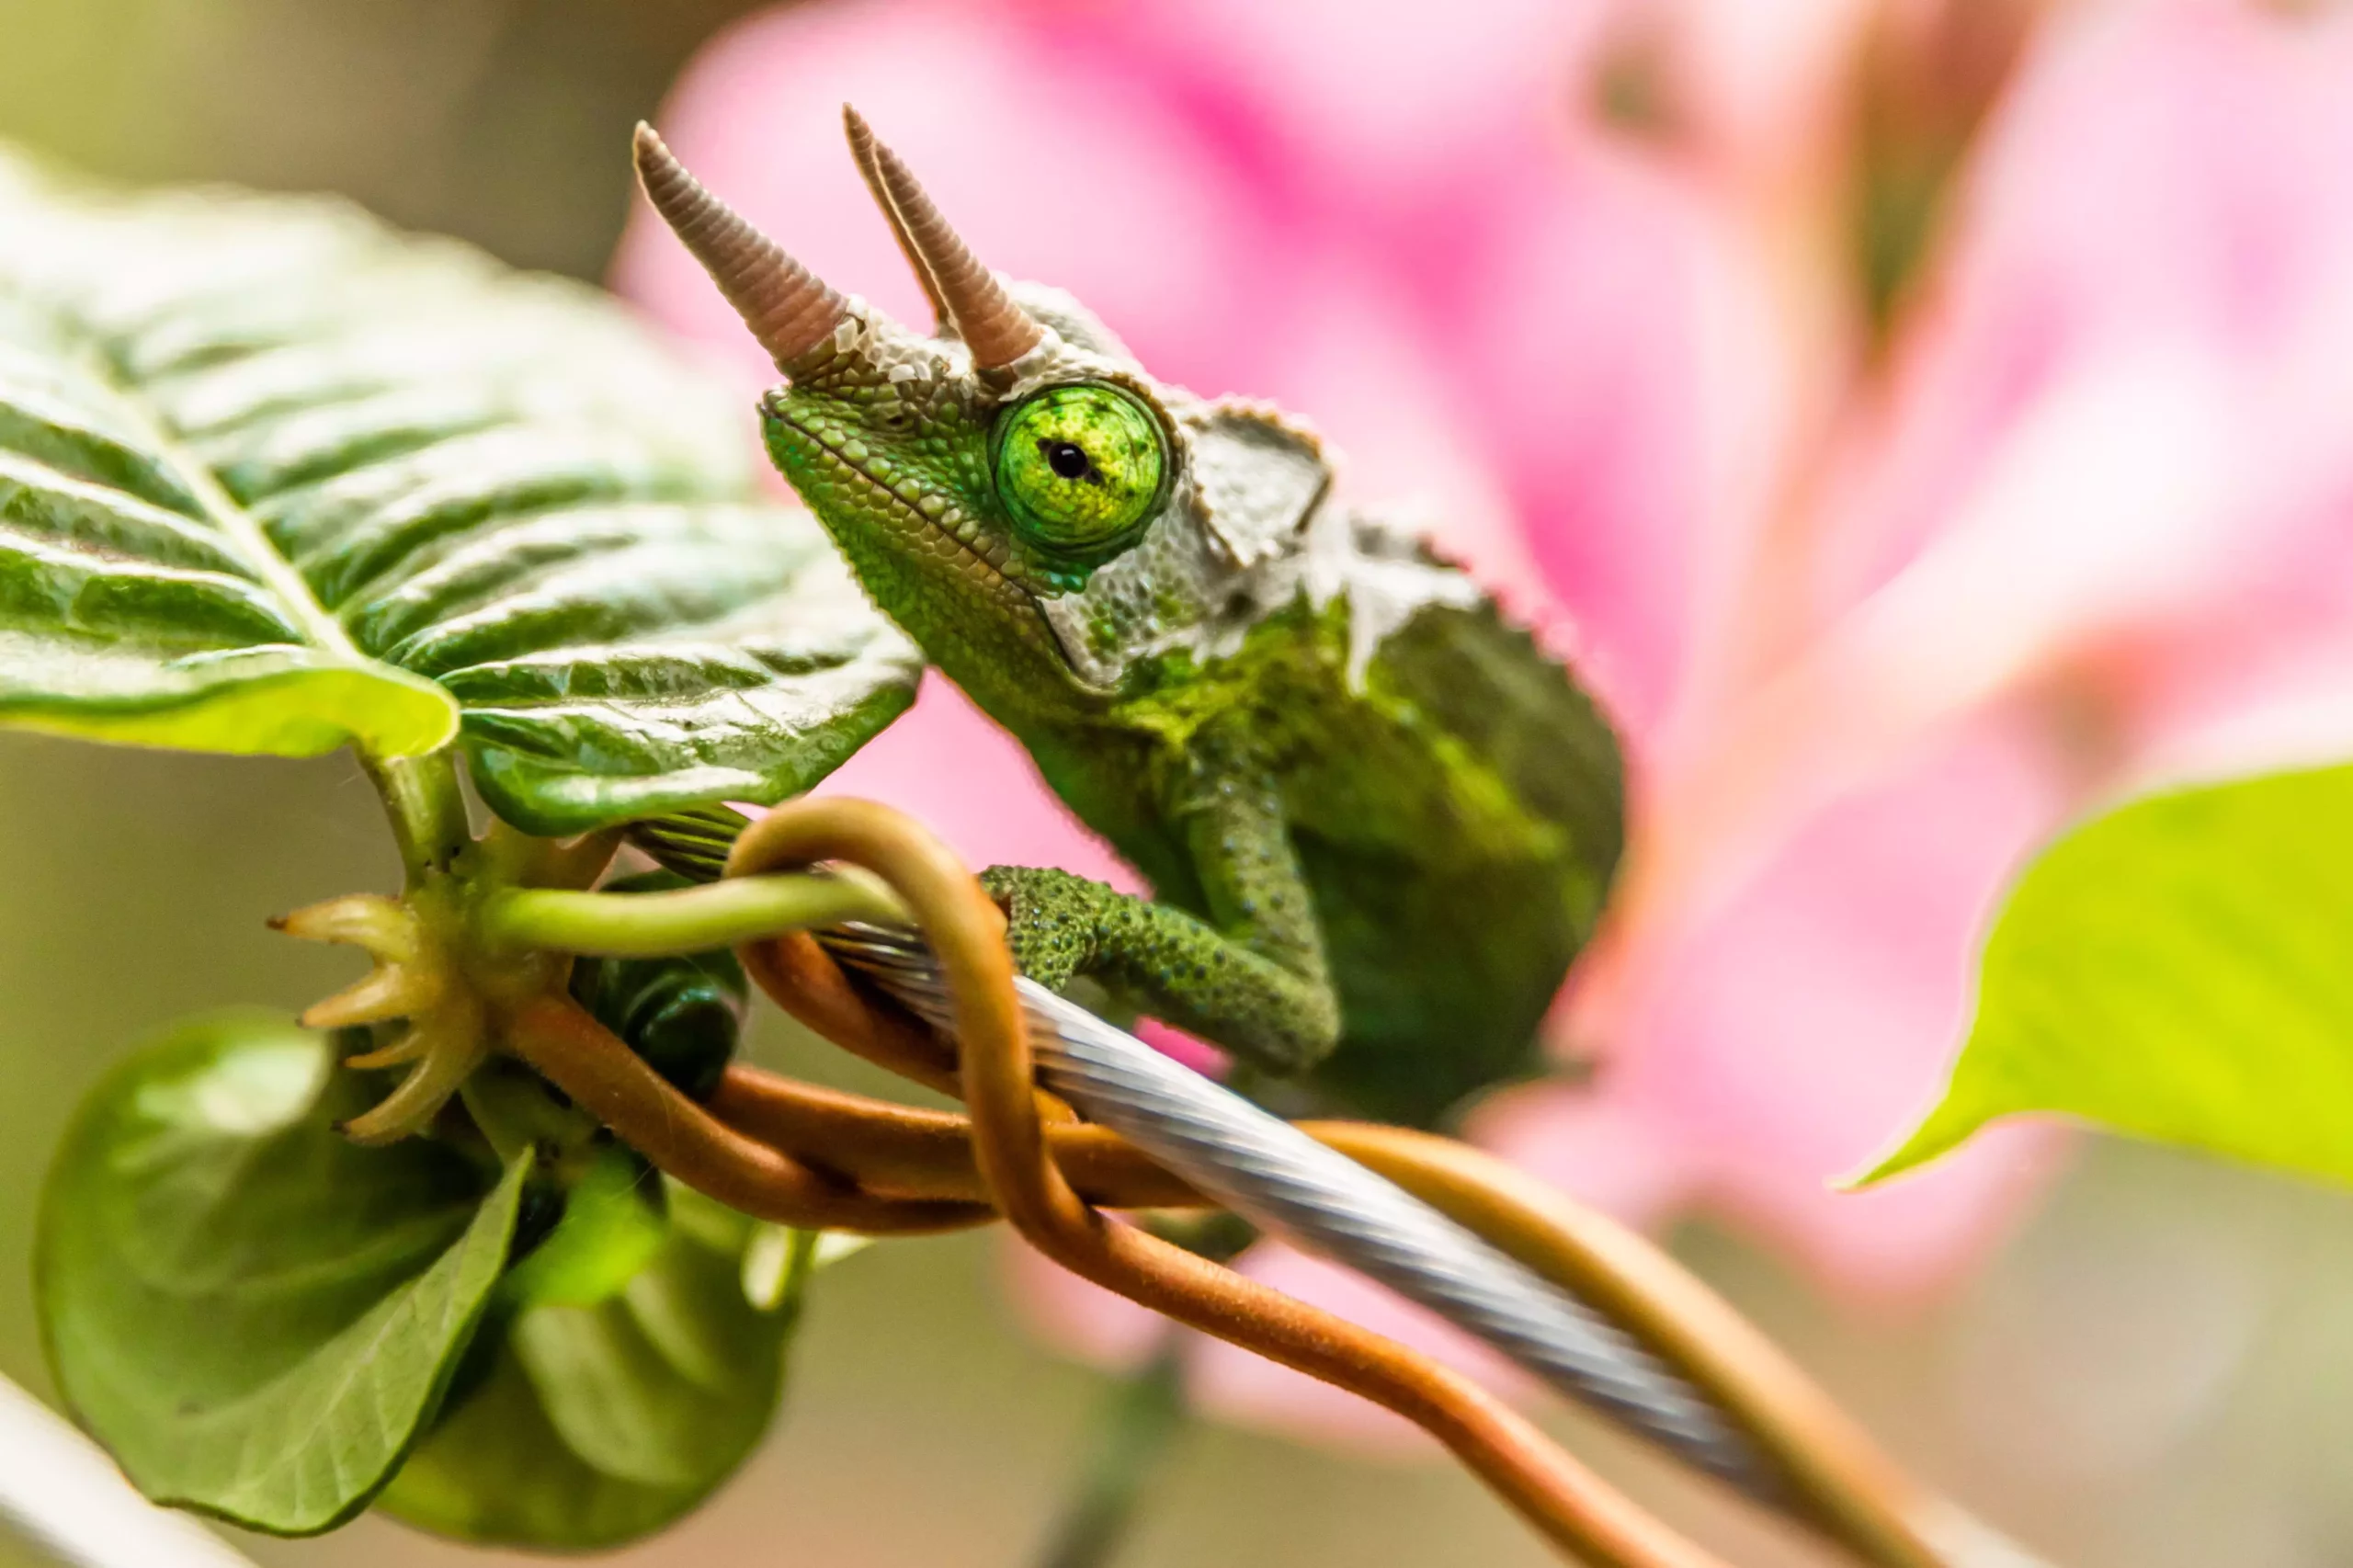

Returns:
1003,0,1603,213
1456,144,1718,728
1824,0,2353,621
1131,1018,1230,1080
1466,1082,1703,1232
1569,712,2077,1303
1600,1,2353,1175
1639,0,1881,179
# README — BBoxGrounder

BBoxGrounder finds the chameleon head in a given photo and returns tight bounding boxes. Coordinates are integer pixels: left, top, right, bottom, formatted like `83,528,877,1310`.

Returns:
633,116,1336,722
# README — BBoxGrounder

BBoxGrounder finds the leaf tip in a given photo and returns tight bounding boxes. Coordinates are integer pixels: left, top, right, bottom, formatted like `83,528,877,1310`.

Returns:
1839,1099,1988,1190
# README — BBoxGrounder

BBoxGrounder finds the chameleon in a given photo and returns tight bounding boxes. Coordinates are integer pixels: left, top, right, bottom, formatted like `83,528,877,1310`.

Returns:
630,113,1623,1126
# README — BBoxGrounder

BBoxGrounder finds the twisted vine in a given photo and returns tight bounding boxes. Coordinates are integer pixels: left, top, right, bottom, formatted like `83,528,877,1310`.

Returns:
493,796,1953,1568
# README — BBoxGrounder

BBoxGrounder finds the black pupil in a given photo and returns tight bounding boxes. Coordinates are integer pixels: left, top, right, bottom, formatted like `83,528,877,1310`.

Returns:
1042,439,1093,481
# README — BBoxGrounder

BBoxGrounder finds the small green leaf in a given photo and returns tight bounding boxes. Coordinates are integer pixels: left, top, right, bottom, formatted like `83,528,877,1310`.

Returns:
1862,764,2353,1187
377,1187,816,1549
37,1012,527,1535
0,147,919,825
502,1143,669,1312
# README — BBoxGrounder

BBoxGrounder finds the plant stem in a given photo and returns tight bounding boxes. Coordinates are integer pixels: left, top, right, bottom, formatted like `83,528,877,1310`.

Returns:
1032,1348,1188,1568
481,876,908,958
359,749,472,881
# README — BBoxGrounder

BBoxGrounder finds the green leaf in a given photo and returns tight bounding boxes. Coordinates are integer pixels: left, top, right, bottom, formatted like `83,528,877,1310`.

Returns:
377,1187,816,1550
1862,764,2353,1188
501,1142,669,1312
36,1012,528,1535
0,146,919,829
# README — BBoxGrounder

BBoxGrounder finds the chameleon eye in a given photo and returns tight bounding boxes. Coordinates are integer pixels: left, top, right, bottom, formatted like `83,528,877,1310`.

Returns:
991,383,1166,557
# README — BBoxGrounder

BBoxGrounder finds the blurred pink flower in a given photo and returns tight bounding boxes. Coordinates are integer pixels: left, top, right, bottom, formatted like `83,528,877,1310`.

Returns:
1559,0,2353,1299
617,0,2353,1451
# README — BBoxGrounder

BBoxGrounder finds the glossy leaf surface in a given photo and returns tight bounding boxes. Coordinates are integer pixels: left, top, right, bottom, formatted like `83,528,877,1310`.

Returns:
378,1187,811,1549
37,1013,526,1535
1866,765,2353,1187
0,148,918,830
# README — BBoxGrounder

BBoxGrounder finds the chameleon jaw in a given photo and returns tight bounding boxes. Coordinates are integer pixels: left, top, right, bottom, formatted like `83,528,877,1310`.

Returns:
766,397,1026,593
763,390,1116,714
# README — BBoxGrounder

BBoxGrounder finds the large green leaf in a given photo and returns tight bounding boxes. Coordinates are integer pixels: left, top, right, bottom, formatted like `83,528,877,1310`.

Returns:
0,146,919,832
378,1187,815,1549
37,1013,528,1535
1864,764,2353,1188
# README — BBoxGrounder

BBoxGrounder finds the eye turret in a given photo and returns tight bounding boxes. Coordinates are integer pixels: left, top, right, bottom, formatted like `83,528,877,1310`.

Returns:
991,383,1167,560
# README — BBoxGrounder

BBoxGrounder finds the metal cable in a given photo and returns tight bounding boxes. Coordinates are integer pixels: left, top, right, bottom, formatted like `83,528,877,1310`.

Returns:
819,923,1783,1504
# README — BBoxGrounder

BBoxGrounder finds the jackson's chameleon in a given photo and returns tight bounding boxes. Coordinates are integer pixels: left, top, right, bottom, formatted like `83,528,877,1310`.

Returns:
632,115,1622,1126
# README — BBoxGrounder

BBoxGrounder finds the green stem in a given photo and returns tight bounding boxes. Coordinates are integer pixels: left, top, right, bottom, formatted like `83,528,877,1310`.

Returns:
1033,1347,1188,1568
460,1062,596,1167
480,875,909,958
360,749,472,881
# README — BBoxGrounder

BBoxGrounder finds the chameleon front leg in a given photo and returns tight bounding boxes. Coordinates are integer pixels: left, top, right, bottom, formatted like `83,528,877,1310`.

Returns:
981,776,1341,1075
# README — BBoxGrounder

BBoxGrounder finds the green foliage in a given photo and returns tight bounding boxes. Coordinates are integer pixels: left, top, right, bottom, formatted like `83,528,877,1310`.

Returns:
37,1013,528,1536
501,1143,670,1312
0,145,919,832
38,1014,833,1547
1865,765,2353,1188
376,1188,812,1550
0,149,916,1547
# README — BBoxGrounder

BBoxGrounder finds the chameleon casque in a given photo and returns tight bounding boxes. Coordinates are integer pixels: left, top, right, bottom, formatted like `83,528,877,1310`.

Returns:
633,114,1623,1126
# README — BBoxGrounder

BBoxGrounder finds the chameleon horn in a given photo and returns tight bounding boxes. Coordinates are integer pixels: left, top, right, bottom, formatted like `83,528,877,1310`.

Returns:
841,108,950,330
633,122,848,371
840,106,1045,371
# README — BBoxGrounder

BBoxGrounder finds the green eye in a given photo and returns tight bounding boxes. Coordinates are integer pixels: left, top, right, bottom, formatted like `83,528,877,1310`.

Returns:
992,383,1166,558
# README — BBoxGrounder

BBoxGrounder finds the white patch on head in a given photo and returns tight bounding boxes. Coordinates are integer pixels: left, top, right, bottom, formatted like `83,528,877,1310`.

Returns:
1185,404,1477,688
1303,504,1483,688
846,304,959,384
1188,401,1330,571
831,303,870,356
1036,495,1226,688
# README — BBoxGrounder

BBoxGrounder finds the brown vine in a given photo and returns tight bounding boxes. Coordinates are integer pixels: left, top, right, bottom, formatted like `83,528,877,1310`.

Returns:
505,795,1955,1568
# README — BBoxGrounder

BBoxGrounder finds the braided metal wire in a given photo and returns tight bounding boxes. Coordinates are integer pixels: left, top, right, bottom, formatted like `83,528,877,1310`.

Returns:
820,923,1783,1503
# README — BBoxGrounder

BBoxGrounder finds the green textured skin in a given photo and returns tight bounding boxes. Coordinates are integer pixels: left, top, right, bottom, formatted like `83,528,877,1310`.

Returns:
756,280,1623,1126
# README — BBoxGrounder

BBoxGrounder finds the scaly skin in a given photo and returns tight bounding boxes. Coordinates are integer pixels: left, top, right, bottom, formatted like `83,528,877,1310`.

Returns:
651,121,1623,1124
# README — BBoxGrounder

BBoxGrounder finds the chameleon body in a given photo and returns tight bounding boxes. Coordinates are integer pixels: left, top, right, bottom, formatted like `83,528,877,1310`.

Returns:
635,118,1623,1124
